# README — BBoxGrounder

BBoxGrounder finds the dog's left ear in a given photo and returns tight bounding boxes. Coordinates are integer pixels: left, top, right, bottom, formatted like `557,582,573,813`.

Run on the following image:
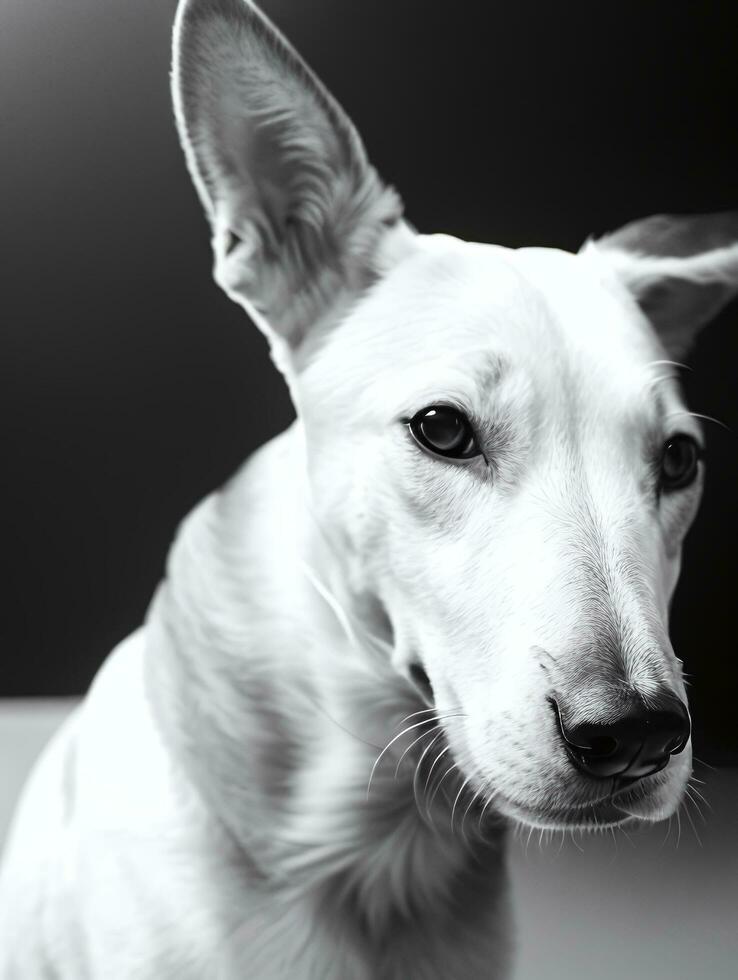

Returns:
172,0,407,368
583,211,738,356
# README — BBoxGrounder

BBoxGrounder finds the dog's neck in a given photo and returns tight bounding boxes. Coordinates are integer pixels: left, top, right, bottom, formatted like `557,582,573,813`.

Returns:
145,423,509,970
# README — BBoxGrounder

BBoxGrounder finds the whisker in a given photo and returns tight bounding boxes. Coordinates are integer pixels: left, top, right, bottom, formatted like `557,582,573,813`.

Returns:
306,695,384,750
450,775,474,834
687,783,711,810
684,786,708,825
396,708,461,786
477,788,498,836
459,794,477,850
300,553,394,667
426,761,458,815
366,719,439,799
644,373,679,392
646,358,692,373
412,731,445,819
302,510,401,664
394,725,441,779
300,559,361,652
399,708,440,725
461,782,486,840
690,786,712,823
665,409,731,431
423,744,451,800
682,796,703,847
692,755,717,773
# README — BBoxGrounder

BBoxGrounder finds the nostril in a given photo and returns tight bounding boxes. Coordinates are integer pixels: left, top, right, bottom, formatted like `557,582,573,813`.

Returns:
585,735,619,758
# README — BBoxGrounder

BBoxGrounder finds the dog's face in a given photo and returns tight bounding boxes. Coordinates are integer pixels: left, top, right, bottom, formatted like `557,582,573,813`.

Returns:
173,0,738,829
299,236,701,827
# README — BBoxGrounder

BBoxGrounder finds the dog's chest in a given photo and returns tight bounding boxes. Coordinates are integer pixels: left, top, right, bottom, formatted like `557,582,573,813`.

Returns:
217,866,512,980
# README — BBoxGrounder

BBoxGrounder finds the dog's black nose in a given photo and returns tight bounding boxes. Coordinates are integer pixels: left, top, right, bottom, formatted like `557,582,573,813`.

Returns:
553,696,690,780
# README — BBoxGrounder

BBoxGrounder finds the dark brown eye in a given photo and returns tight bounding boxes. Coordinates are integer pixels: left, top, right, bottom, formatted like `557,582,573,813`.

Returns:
660,434,702,491
408,406,480,459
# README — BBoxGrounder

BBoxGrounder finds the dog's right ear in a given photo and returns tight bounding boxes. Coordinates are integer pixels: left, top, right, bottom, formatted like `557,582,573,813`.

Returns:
172,0,409,369
583,211,738,357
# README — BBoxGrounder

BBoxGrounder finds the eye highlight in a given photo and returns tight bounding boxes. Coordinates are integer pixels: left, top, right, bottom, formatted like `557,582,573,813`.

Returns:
408,406,480,460
659,434,703,491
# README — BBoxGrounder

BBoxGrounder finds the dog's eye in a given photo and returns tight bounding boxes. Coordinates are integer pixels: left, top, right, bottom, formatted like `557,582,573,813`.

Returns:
660,434,702,491
408,406,480,459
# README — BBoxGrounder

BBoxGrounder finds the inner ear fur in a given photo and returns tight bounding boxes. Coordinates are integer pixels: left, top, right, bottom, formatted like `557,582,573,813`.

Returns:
172,0,404,355
583,211,738,356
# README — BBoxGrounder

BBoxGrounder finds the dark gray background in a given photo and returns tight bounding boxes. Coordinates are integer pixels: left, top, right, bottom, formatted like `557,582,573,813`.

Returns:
1,0,737,763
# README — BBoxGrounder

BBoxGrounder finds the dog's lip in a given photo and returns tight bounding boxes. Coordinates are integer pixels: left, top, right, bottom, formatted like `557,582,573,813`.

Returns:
606,777,673,819
492,791,633,829
491,773,673,829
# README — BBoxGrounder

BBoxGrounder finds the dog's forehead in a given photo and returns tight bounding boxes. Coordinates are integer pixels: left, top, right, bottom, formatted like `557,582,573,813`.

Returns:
354,234,658,365
310,234,670,420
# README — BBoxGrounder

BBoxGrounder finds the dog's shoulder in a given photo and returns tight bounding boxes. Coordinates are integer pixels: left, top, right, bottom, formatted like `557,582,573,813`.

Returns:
0,628,265,978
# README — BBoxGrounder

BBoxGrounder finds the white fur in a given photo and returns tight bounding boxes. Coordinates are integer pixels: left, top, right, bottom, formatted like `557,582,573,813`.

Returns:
2,2,736,977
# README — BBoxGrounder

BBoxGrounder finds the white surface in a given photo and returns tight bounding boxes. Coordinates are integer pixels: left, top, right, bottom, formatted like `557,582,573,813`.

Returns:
1,701,736,979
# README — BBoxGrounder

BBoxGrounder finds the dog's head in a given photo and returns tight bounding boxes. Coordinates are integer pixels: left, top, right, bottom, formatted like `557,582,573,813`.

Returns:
173,0,738,829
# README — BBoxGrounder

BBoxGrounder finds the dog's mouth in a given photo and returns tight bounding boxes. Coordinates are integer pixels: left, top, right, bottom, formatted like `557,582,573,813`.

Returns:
494,793,630,830
488,775,679,830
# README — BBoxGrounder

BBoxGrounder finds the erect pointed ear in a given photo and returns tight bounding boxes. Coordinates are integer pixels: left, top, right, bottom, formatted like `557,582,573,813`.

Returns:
172,0,408,367
582,211,738,357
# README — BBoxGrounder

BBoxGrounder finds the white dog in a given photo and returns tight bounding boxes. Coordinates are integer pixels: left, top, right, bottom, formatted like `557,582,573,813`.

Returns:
1,1,736,977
